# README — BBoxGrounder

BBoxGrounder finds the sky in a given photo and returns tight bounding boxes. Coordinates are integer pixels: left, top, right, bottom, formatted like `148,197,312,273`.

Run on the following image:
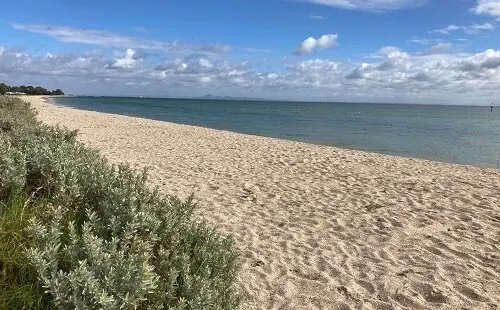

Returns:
1,0,500,104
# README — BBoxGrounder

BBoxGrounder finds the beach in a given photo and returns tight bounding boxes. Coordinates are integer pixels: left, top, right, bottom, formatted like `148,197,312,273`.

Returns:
27,96,500,309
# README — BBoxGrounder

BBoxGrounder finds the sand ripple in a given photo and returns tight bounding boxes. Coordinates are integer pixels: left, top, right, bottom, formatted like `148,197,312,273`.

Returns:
30,97,500,310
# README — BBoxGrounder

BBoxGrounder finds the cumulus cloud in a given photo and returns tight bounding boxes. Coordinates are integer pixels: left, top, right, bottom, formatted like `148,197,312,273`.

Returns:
106,49,142,69
431,23,495,35
376,46,404,56
287,59,340,72
260,48,500,100
471,0,500,18
422,43,454,55
295,34,339,55
344,48,500,96
458,49,500,70
303,0,427,11
11,23,231,54
153,57,247,77
199,58,213,69
2,44,500,103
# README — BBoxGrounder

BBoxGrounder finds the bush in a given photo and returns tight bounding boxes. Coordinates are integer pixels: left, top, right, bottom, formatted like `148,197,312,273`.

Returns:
0,97,242,309
0,135,26,200
0,192,53,309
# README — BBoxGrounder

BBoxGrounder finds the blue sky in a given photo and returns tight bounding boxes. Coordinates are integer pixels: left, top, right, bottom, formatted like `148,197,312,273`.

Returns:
1,0,500,104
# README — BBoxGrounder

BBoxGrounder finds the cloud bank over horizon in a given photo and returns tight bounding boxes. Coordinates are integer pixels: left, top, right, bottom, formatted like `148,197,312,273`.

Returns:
1,0,500,104
2,41,499,103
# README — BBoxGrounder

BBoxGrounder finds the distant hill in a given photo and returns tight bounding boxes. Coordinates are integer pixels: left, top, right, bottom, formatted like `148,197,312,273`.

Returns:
199,94,264,101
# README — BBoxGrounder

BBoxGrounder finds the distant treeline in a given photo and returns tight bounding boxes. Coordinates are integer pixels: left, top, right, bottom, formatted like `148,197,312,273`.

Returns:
0,83,64,96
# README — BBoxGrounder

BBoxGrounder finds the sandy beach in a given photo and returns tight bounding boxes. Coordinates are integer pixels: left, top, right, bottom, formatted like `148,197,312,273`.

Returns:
26,96,499,309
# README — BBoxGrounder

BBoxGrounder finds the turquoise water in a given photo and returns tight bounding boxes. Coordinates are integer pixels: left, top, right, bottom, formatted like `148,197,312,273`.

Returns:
53,96,500,169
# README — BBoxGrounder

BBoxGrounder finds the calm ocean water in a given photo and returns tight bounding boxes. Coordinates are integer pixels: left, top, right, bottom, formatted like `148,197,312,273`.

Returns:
52,96,500,169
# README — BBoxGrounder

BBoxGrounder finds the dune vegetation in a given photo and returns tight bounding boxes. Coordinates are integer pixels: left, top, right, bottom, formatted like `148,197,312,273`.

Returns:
0,96,241,309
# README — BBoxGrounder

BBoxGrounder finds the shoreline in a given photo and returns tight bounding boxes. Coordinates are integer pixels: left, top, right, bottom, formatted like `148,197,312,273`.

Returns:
24,96,500,309
48,95,499,170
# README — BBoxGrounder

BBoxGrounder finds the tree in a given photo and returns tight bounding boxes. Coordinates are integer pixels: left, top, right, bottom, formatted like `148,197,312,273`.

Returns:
34,86,47,95
51,89,64,95
0,83,8,95
0,83,63,95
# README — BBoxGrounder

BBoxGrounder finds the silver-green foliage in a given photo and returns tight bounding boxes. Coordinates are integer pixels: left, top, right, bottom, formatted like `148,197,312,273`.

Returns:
0,134,26,202
26,207,159,309
0,97,242,309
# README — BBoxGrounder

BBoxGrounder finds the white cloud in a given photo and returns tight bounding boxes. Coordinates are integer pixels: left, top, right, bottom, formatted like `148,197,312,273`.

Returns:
200,76,212,83
309,14,327,19
288,59,340,72
267,73,279,79
408,37,441,45
431,23,495,35
471,0,500,18
153,57,248,82
303,0,427,11
199,58,213,69
377,46,404,56
345,48,500,94
423,42,454,55
470,22,496,32
2,45,500,103
11,23,231,53
295,34,339,55
431,24,461,34
106,49,140,69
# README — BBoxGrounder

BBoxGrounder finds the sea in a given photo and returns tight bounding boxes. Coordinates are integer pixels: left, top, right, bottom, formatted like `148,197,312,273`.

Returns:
52,96,500,169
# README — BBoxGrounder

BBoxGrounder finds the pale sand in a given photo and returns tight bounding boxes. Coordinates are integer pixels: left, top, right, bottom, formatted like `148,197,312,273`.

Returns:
26,96,499,309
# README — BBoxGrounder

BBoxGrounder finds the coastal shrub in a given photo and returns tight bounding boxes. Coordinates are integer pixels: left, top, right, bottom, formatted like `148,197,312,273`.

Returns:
0,96,39,144
0,135,26,200
0,97,242,309
0,191,53,309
